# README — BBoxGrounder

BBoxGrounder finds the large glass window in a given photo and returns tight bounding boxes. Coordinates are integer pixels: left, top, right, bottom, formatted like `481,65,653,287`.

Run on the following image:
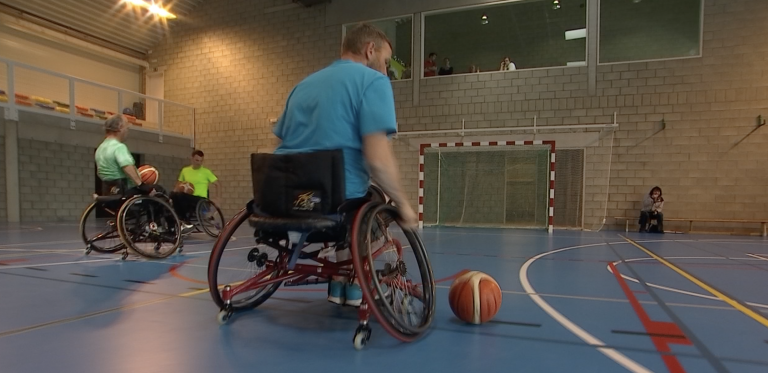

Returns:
599,0,702,64
343,16,413,81
423,0,587,77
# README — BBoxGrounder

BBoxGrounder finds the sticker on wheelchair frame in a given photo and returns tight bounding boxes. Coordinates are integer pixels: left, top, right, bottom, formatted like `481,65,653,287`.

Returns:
293,191,321,212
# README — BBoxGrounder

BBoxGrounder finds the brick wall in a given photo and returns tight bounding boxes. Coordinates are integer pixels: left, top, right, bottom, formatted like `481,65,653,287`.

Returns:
17,139,94,222
149,0,339,217
14,139,190,222
151,0,768,234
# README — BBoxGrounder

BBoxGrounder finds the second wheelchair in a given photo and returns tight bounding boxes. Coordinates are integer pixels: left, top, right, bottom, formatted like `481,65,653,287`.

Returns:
79,182,187,260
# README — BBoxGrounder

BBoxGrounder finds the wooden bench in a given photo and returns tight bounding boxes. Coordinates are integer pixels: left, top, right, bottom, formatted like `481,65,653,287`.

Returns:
613,216,768,237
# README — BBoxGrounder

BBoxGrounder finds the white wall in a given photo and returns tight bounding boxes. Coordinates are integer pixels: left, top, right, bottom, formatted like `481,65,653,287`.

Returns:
0,24,142,113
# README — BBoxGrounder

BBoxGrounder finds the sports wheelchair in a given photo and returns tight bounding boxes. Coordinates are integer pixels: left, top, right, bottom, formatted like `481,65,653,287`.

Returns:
207,150,436,350
78,180,185,260
179,194,226,238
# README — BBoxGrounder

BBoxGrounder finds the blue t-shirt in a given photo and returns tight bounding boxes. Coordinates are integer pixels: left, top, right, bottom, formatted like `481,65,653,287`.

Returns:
273,59,398,199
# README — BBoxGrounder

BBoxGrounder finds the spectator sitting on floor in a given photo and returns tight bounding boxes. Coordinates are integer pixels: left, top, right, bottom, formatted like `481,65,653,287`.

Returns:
639,186,664,233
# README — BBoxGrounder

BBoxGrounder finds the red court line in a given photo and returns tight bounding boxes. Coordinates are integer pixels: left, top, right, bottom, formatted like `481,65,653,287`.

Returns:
609,263,691,373
0,259,29,265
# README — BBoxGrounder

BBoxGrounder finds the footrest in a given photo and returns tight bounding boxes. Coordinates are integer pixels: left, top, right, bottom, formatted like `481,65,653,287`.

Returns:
248,215,339,232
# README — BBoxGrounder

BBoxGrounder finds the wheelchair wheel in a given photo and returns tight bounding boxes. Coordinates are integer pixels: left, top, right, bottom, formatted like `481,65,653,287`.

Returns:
208,207,285,312
116,195,182,259
79,201,124,254
196,199,225,238
351,202,436,342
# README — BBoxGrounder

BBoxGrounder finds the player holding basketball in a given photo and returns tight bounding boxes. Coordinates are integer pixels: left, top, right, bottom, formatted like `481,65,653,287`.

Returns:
95,114,194,233
170,149,220,223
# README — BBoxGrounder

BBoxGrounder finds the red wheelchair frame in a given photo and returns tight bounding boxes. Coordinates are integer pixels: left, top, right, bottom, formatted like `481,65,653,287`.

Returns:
207,197,435,350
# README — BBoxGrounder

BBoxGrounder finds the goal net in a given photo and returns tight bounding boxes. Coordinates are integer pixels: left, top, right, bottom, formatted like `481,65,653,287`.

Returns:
421,142,554,230
418,128,616,231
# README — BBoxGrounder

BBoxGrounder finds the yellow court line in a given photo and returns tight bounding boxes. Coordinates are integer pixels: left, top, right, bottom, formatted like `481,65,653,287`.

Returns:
620,234,768,329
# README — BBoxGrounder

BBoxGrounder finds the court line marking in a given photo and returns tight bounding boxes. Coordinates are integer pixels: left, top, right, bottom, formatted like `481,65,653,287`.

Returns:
0,258,121,270
747,253,768,261
519,242,653,373
620,235,768,329
607,257,768,310
0,287,210,339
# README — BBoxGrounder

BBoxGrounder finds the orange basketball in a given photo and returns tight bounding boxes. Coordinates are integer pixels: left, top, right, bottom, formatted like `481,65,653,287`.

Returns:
177,181,195,194
448,271,502,324
137,165,159,184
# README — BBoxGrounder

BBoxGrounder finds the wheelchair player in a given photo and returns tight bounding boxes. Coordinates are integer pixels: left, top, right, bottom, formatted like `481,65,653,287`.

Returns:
271,23,417,306
95,113,194,235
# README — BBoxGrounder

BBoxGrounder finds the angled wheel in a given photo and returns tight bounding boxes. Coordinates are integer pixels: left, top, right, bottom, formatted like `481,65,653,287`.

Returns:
116,195,182,259
79,201,124,253
351,202,436,342
196,199,225,238
208,206,285,311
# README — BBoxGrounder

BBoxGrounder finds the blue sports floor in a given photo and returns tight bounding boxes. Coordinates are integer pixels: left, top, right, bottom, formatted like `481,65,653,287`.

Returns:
1,223,767,373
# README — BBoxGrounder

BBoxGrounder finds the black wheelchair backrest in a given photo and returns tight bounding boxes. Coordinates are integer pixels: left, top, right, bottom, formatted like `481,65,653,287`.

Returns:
251,150,346,218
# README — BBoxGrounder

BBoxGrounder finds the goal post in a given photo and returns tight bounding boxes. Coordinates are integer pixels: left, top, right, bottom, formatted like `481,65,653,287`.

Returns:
418,141,556,232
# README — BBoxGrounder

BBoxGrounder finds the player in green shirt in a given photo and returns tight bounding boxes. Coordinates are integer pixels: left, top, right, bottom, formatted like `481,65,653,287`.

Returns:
94,114,194,233
170,149,220,222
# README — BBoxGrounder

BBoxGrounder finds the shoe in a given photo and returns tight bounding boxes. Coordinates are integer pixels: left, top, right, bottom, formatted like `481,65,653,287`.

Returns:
328,280,345,305
344,283,362,307
181,223,195,235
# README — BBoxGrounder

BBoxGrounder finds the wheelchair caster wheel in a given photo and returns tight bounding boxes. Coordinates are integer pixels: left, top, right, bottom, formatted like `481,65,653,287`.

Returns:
217,309,233,325
353,325,372,351
85,245,92,255
121,252,129,261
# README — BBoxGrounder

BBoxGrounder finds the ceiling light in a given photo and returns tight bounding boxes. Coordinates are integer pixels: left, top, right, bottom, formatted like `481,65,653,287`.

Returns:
123,0,177,19
480,14,489,25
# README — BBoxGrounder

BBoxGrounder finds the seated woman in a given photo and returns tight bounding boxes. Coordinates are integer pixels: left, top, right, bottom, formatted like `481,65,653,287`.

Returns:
639,186,664,233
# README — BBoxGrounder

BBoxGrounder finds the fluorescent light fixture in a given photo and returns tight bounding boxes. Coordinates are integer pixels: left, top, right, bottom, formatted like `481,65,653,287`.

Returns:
565,28,587,40
123,0,177,19
566,61,587,67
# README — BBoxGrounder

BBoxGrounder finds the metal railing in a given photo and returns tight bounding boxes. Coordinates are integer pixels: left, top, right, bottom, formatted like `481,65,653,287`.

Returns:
0,56,195,146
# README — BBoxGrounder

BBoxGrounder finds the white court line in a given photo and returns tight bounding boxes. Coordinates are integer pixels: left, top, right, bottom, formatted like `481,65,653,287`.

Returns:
0,258,120,270
606,257,768,310
747,253,768,261
519,242,653,373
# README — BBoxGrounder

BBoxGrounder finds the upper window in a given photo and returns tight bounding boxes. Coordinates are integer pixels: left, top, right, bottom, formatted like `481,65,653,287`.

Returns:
599,0,703,64
343,16,414,81
423,0,588,77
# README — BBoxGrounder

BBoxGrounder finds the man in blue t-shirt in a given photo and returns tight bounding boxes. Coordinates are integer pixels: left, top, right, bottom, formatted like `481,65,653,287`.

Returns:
272,23,416,306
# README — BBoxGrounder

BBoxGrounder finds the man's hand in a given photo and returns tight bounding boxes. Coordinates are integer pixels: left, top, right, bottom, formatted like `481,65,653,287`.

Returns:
397,204,418,230
362,133,418,230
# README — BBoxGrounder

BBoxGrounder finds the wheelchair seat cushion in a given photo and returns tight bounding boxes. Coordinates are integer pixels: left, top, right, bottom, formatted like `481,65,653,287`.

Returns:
248,214,340,232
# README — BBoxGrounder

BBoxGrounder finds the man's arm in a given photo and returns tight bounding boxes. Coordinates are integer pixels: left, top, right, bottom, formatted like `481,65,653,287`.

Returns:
363,133,417,228
122,165,143,186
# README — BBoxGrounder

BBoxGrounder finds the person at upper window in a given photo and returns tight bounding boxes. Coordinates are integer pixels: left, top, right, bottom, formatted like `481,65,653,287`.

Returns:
639,186,664,233
438,57,453,76
500,57,517,71
272,23,417,307
424,52,438,77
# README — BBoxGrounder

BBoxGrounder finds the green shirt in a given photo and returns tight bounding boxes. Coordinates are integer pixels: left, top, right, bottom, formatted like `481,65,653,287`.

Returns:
178,166,218,198
95,137,135,185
